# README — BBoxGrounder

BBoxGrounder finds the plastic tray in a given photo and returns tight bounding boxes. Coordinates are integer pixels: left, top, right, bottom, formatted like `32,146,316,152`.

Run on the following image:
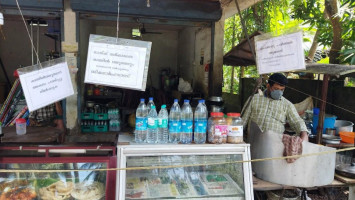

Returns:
81,125,94,133
94,125,108,132
94,113,108,120
81,113,94,120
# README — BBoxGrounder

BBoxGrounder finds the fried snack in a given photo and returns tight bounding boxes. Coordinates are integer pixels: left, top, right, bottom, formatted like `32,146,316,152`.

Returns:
0,187,36,200
0,180,29,191
71,181,105,200
38,181,74,200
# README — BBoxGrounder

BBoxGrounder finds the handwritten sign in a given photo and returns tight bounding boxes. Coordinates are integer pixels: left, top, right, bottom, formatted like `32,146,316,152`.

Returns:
19,61,74,112
255,31,305,74
84,35,151,91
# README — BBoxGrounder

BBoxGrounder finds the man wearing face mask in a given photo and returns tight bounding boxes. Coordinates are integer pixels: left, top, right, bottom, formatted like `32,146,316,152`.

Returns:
242,73,309,141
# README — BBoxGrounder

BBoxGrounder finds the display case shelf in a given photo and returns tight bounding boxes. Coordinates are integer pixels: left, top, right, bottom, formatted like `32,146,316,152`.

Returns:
116,144,253,200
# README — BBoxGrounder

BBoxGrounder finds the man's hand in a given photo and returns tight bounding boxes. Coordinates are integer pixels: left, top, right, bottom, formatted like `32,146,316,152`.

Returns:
300,131,309,142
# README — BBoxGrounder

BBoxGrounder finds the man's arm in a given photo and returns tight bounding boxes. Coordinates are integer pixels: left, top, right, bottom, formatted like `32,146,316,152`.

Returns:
286,102,308,141
241,96,253,129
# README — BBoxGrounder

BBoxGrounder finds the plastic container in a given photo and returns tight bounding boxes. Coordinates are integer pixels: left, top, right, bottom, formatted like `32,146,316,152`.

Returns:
208,112,227,144
157,105,169,143
135,98,148,143
181,100,193,144
194,100,208,144
312,113,337,134
147,105,158,143
339,132,355,144
169,99,181,143
15,118,26,135
226,113,243,143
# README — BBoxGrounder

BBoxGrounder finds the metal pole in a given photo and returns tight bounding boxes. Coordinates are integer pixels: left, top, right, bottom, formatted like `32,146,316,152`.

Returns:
316,74,330,144
30,21,33,65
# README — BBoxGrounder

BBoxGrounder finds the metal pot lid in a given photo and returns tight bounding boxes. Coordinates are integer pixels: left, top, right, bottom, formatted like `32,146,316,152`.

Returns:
336,163,355,174
322,135,341,141
208,96,223,102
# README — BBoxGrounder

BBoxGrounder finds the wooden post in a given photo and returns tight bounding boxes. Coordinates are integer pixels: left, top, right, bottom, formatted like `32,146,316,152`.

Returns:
316,74,330,144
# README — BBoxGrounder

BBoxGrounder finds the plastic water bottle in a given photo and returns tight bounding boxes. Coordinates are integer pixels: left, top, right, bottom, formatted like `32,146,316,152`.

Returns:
147,97,155,113
157,105,169,143
181,99,193,144
147,105,158,143
169,99,181,143
135,98,148,143
194,100,208,144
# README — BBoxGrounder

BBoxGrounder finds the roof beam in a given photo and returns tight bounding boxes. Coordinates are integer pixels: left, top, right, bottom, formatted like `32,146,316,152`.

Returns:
71,0,222,21
222,0,262,19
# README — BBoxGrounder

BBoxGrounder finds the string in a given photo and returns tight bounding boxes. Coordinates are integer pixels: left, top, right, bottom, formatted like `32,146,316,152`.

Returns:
1,146,354,173
15,0,42,68
267,78,355,116
286,84,355,116
116,0,121,42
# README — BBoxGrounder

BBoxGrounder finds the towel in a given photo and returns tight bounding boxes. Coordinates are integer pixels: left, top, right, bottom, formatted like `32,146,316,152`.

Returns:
282,134,303,163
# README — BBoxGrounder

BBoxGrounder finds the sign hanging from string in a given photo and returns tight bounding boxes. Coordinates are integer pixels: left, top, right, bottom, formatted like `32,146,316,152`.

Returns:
18,58,75,112
255,31,305,74
84,34,152,91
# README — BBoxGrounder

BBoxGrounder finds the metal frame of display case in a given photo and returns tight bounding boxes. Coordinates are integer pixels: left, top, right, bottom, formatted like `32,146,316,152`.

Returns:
0,146,117,200
116,144,254,200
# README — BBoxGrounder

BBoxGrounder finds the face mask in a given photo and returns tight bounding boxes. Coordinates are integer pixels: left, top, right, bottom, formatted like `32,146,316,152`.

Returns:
270,89,283,100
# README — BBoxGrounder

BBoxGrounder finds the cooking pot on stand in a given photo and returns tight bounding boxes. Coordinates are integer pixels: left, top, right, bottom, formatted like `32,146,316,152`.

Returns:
206,96,224,114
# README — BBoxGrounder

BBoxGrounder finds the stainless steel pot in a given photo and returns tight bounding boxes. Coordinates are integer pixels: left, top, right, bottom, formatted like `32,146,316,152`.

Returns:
335,120,354,135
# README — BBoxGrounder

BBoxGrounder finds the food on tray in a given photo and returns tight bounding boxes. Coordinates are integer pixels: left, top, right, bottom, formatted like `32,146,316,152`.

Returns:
38,180,74,200
71,181,105,200
0,187,36,200
0,180,29,191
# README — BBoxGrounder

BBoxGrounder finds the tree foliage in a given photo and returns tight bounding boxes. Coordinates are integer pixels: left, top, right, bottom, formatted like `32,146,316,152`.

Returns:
223,0,355,93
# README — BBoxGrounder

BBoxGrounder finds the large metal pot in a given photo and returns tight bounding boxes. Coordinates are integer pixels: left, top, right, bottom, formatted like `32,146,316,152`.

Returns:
206,96,224,113
335,120,354,135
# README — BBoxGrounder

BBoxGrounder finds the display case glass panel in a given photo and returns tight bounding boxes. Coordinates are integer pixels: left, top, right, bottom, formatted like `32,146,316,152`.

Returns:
0,162,107,200
117,144,253,200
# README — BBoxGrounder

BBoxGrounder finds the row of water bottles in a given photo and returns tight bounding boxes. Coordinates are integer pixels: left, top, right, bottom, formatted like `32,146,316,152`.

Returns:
135,97,208,144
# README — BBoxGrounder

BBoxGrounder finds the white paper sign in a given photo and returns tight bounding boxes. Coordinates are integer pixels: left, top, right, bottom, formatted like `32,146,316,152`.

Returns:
19,62,74,112
85,35,151,91
255,31,305,74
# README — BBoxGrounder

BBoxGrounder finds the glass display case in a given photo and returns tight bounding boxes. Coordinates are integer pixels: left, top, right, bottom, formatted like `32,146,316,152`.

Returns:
116,144,253,200
0,146,116,199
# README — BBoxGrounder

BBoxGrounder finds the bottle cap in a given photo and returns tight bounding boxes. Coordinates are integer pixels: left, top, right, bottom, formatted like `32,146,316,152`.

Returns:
161,105,166,109
227,113,240,117
198,100,205,103
149,97,153,101
184,99,190,103
174,99,178,102
16,118,26,123
211,112,224,117
151,105,156,109
140,98,145,102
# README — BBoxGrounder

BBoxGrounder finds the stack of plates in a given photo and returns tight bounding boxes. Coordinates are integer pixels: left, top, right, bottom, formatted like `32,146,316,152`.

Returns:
322,134,341,144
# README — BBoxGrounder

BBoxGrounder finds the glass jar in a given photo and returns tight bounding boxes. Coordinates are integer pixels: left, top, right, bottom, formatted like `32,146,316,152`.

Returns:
226,113,243,143
208,112,227,144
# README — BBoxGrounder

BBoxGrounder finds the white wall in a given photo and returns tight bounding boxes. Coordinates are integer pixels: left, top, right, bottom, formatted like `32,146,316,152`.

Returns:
0,19,55,83
178,26,211,97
